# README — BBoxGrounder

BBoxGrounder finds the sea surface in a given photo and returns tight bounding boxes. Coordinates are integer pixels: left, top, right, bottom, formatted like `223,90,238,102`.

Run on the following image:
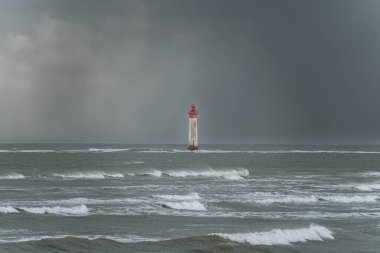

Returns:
0,144,380,253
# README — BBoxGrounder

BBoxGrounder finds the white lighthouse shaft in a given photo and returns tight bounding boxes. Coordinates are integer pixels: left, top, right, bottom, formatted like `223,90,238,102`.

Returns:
188,117,198,150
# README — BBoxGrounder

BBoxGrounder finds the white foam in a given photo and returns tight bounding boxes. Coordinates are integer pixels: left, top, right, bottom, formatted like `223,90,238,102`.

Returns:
147,170,163,177
19,205,89,215
161,200,207,211
212,224,334,245
103,172,124,178
0,229,28,235
358,172,380,177
20,150,55,153
52,171,124,179
129,170,163,177
321,195,378,203
53,172,105,179
48,197,147,205
125,161,145,165
88,148,131,153
0,173,25,180
0,206,19,213
155,192,200,201
164,168,249,180
0,150,55,153
0,234,162,244
352,182,380,191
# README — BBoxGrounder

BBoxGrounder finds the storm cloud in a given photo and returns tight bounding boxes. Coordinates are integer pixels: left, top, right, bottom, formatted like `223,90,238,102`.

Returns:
1,0,380,144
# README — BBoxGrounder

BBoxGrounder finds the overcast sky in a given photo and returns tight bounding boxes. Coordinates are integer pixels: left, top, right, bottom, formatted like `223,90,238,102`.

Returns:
1,0,380,144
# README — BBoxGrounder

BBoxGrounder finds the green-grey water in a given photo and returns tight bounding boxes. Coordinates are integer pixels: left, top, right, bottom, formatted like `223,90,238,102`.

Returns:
0,144,380,252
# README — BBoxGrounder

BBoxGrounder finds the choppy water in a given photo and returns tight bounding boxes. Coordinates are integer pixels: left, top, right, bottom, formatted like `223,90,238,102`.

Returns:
0,144,380,252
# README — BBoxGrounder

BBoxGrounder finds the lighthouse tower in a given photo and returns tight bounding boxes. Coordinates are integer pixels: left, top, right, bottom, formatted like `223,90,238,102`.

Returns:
188,104,198,151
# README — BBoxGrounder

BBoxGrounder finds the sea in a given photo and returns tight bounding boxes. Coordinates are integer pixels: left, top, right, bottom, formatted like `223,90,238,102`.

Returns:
0,143,380,253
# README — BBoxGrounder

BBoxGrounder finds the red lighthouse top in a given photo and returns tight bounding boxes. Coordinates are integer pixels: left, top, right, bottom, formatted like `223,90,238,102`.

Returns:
188,104,198,118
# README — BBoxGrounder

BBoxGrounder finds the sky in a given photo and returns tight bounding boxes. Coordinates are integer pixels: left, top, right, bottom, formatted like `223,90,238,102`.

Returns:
1,0,380,144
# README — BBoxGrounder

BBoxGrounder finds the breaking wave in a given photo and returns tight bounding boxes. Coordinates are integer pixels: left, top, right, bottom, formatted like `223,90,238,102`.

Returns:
164,168,249,180
157,192,206,211
212,224,334,245
52,171,124,179
161,200,207,211
129,168,249,180
358,172,380,177
351,182,380,191
18,205,89,215
128,170,162,177
0,173,25,180
0,206,19,213
144,170,163,177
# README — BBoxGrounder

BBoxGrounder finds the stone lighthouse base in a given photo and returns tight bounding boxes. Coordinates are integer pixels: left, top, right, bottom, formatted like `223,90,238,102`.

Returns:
188,145,198,151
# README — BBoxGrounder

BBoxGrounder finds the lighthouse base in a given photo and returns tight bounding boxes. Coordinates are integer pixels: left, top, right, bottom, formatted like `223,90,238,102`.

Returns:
188,145,198,151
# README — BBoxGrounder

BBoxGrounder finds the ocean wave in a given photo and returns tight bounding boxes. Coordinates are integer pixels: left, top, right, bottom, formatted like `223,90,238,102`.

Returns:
212,224,334,245
128,168,249,180
0,234,161,244
155,192,200,201
293,211,380,219
161,200,207,211
52,171,124,179
0,206,19,213
321,195,379,203
87,148,131,153
0,173,25,180
164,168,249,180
251,194,378,204
60,148,132,153
253,195,319,204
358,172,380,177
0,149,55,153
125,161,145,165
157,192,206,211
144,170,163,177
47,197,148,205
351,182,380,191
128,170,163,177
18,205,89,215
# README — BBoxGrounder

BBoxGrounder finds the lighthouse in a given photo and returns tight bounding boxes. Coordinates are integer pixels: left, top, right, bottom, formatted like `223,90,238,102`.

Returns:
188,104,198,151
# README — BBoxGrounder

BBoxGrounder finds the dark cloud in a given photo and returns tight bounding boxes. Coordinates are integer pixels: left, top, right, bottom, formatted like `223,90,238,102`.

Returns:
1,0,380,143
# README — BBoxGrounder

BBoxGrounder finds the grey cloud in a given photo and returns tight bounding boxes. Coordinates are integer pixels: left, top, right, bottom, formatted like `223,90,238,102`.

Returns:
1,0,380,144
